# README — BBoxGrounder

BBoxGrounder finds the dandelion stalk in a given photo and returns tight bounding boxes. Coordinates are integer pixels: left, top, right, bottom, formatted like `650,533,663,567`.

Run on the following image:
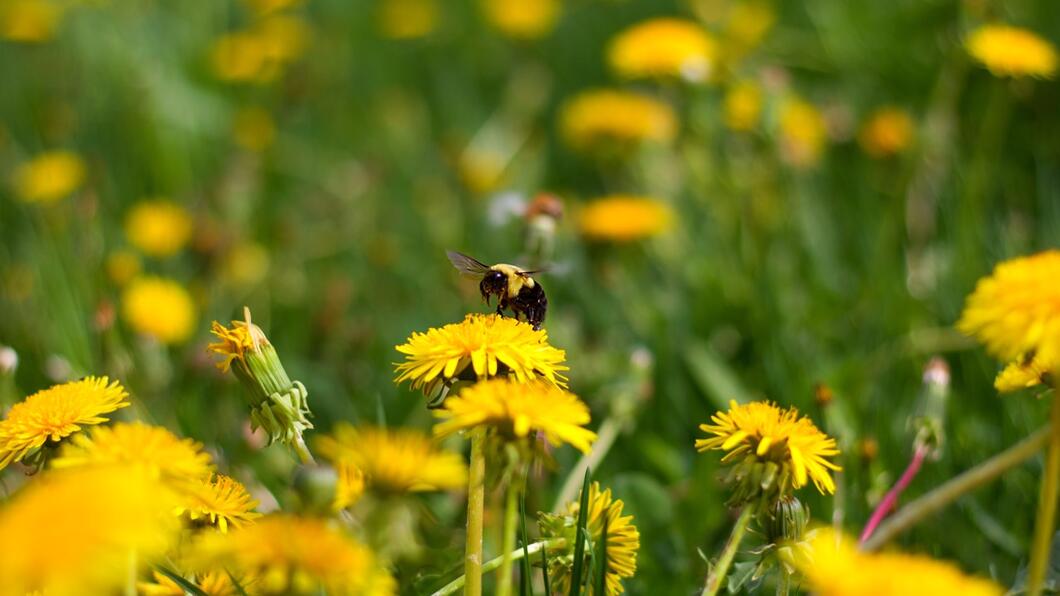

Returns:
701,506,753,596
1028,392,1060,596
465,428,487,596
862,424,1051,551
431,538,568,596
859,443,929,543
292,434,316,465
497,467,526,596
775,567,792,596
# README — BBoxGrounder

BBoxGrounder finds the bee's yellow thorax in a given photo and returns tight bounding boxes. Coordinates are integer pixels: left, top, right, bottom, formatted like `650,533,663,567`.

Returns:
490,263,534,296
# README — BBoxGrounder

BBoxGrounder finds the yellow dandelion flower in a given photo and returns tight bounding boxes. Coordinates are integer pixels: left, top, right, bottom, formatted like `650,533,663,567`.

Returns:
242,0,302,16
967,24,1057,79
540,482,640,595
208,318,262,373
578,195,673,242
254,14,309,64
333,463,366,509
394,313,569,398
315,423,467,497
995,353,1055,393
210,32,275,83
696,400,841,500
140,569,251,596
124,199,193,258
0,0,63,43
434,378,596,453
608,18,717,83
724,1,775,53
0,466,181,596
779,98,827,168
859,106,914,158
0,376,129,470
481,0,560,40
121,276,197,344
221,242,271,287
798,529,1002,596
378,0,438,40
724,80,763,132
52,421,214,482
189,515,396,596
11,150,85,204
105,249,142,286
233,106,276,151
560,90,677,152
176,474,262,533
958,250,1060,366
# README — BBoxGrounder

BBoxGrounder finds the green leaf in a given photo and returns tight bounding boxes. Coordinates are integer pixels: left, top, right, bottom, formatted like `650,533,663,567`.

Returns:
569,467,592,596
153,565,209,596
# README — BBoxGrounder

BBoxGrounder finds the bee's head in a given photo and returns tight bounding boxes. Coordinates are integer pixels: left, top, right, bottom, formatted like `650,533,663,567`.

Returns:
480,270,507,302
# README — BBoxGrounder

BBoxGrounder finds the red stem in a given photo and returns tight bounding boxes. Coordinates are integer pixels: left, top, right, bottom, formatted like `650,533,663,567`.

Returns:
859,444,930,544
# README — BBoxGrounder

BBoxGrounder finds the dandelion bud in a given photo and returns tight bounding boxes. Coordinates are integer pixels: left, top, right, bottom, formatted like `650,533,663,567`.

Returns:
912,357,948,454
0,346,17,375
209,308,313,446
765,496,808,544
813,382,834,408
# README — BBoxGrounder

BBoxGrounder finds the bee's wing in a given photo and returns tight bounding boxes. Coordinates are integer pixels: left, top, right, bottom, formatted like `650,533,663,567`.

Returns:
446,250,491,277
516,268,546,277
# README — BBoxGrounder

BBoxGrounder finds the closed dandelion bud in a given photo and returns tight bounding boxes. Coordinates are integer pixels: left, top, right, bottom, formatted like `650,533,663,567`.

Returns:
209,308,313,446
912,357,948,454
765,496,808,544
0,345,17,375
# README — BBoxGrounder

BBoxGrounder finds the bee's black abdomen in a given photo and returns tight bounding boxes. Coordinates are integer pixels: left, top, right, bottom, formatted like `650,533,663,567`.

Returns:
513,283,548,330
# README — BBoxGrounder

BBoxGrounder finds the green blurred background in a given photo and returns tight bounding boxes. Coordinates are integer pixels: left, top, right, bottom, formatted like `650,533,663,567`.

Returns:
2,0,1059,592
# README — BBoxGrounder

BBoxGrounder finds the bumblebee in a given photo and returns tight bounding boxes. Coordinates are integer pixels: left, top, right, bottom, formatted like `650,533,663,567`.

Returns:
447,250,548,330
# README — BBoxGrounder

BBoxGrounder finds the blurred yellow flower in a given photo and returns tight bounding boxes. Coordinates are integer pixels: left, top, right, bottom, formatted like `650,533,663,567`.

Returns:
378,0,438,40
798,529,1002,596
122,276,197,344
779,98,827,168
696,400,840,498
176,474,262,533
578,195,673,242
233,106,276,151
958,250,1060,366
242,0,302,16
0,466,180,596
859,106,914,158
140,569,250,596
540,482,640,595
222,242,271,287
124,199,193,257
190,515,396,595
481,0,559,40
724,80,763,131
395,313,569,400
608,18,717,83
560,90,677,152
0,376,129,470
255,14,309,64
210,32,275,83
434,378,597,454
105,249,142,286
52,421,214,482
333,463,366,509
11,150,85,204
0,0,62,42
995,353,1055,393
316,423,467,499
724,1,775,53
967,24,1057,78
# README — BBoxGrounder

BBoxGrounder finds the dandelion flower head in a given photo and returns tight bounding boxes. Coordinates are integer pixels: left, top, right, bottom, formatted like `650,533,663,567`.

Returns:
608,18,717,83
52,421,214,483
176,473,262,533
995,353,1055,394
481,0,559,40
11,150,85,204
859,106,914,158
0,0,64,43
560,90,677,152
967,24,1057,78
724,80,763,132
124,199,193,258
121,276,197,344
578,196,673,242
779,98,827,168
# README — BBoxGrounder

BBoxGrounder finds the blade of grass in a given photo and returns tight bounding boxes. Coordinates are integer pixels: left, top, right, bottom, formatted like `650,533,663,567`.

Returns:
595,511,609,595
225,569,250,596
540,541,552,596
519,490,532,596
570,468,592,596
154,566,209,596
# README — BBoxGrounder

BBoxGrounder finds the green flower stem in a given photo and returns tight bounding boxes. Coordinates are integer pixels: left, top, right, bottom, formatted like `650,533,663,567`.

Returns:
1028,393,1060,596
496,474,522,596
862,424,1051,551
431,538,567,596
776,567,791,596
702,506,754,596
292,434,316,465
465,429,487,596
552,416,621,512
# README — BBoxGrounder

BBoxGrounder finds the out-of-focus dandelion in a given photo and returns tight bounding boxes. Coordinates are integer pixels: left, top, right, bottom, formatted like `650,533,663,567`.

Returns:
859,106,914,158
394,313,568,401
560,90,677,153
221,242,271,288
608,18,717,83
724,80,763,131
966,24,1057,79
315,423,467,500
578,195,673,242
243,0,302,16
121,276,197,344
723,1,775,55
434,378,596,454
778,98,827,168
697,400,841,503
480,0,559,40
0,376,129,470
140,569,252,596
0,466,181,596
175,473,262,533
233,106,276,151
11,150,85,204
51,421,214,482
539,482,640,595
124,199,193,258
189,514,396,595
209,16,309,84
995,353,1055,393
377,0,438,40
209,311,314,453
105,249,142,286
797,529,1002,596
0,0,63,43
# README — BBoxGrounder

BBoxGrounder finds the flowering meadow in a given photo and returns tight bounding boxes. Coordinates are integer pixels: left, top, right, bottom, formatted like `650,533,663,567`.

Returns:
2,0,1060,594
